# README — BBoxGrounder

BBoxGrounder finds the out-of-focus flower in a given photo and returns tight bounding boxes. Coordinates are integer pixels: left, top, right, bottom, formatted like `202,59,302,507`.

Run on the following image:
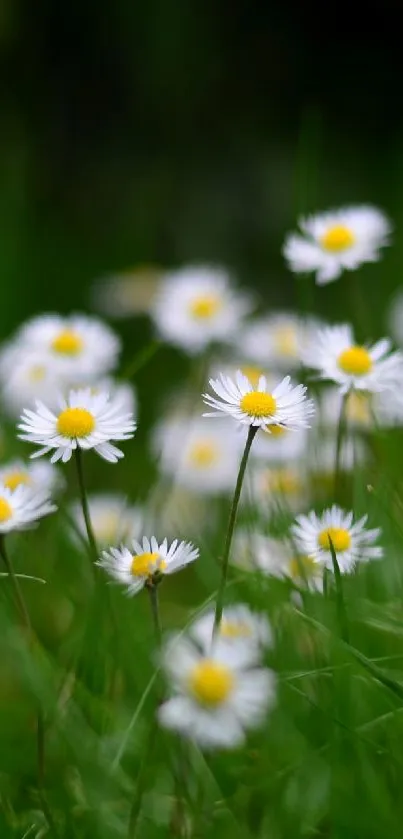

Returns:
0,459,63,496
69,494,143,548
19,387,136,464
302,324,402,393
150,265,251,354
291,505,383,573
239,313,322,370
0,484,56,533
152,416,241,495
250,463,307,513
232,529,323,590
252,423,308,463
0,349,63,415
98,536,199,595
91,265,162,317
158,632,276,748
283,205,391,285
190,604,272,660
203,371,315,432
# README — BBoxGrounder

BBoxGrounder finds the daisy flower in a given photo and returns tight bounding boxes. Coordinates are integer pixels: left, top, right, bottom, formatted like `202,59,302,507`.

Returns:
239,313,322,370
250,464,307,514
231,529,322,589
291,506,383,573
0,459,63,496
69,494,144,549
152,416,242,495
0,484,56,533
97,536,199,595
0,348,63,415
18,387,136,464
190,604,272,660
158,632,276,748
15,313,120,381
283,205,391,285
302,324,403,393
150,265,251,354
203,371,315,432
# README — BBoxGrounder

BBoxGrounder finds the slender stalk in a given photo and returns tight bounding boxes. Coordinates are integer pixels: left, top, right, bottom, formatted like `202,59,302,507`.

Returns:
147,583,162,647
122,340,161,381
213,426,257,634
334,392,348,500
74,448,98,567
0,537,58,837
328,537,350,644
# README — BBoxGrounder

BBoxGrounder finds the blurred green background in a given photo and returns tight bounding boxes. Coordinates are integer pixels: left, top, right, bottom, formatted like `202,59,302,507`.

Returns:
1,0,403,334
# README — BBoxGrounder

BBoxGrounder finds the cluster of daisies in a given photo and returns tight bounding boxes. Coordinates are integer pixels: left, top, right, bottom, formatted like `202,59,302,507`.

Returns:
1,202,403,750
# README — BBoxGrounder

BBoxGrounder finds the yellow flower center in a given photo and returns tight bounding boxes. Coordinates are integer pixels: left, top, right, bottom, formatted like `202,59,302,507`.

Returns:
130,551,166,577
264,468,301,495
3,471,31,491
189,295,221,320
318,527,351,552
240,391,277,418
188,441,218,467
320,224,355,252
266,424,287,437
51,329,84,356
220,620,252,639
337,346,372,376
345,391,371,425
289,555,317,579
28,365,46,382
274,326,298,357
56,407,95,438
188,659,234,706
240,366,264,388
0,497,12,523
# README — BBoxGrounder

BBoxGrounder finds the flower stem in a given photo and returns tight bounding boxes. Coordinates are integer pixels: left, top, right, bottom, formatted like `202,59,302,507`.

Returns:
213,426,257,635
334,392,348,500
147,583,162,647
122,340,161,381
328,536,350,644
74,448,98,568
0,534,32,632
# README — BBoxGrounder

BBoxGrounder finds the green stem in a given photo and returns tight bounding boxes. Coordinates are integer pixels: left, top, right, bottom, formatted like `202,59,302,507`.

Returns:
334,392,348,500
0,537,58,837
328,537,350,644
213,426,257,635
147,583,162,647
74,448,98,567
122,340,161,381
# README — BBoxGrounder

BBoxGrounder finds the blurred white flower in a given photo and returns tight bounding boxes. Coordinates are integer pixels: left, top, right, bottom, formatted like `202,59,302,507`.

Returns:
0,459,63,496
232,529,323,590
69,494,143,548
0,484,56,533
19,387,136,464
158,632,276,748
203,371,315,432
302,324,402,393
283,205,391,285
252,423,308,463
91,265,162,317
152,416,241,495
239,313,322,369
98,536,199,596
291,505,383,573
0,348,62,416
190,604,272,660
250,463,307,513
150,265,251,354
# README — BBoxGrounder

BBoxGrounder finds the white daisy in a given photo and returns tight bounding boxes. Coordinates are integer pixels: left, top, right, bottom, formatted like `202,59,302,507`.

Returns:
97,536,199,596
250,463,307,514
150,265,251,354
158,632,276,748
190,604,272,660
239,313,322,370
203,371,315,432
18,387,136,464
283,205,391,285
84,377,137,419
0,347,63,415
152,416,242,495
0,484,56,533
14,313,120,381
302,324,403,393
69,494,144,548
291,505,383,573
231,529,322,589
0,459,63,496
